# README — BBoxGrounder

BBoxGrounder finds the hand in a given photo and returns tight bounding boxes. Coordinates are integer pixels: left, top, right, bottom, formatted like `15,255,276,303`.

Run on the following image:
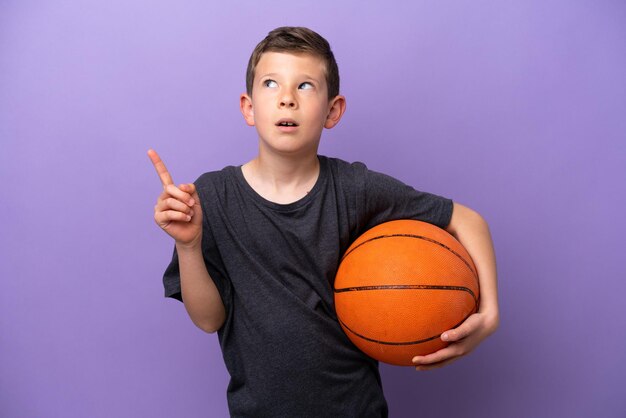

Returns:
148,149,202,248
411,311,499,371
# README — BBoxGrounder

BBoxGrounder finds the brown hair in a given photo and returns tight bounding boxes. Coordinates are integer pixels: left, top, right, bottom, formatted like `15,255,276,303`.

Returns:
245,26,340,100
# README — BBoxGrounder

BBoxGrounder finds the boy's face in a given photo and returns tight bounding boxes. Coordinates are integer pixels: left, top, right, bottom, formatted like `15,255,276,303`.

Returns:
240,52,345,157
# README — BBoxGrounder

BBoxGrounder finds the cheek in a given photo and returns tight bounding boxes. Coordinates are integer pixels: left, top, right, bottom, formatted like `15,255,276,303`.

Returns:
254,107,272,123
315,104,330,125
251,102,270,122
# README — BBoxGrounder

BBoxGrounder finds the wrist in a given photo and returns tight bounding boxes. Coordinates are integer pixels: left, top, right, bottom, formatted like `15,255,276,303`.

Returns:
175,239,202,254
478,306,500,333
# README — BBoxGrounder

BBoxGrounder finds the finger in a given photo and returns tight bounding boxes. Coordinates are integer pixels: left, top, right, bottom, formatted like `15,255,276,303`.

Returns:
147,149,175,187
415,357,459,371
177,184,197,206
156,186,192,204
412,345,461,365
156,197,193,215
164,184,195,207
179,183,197,196
155,210,192,224
442,315,479,342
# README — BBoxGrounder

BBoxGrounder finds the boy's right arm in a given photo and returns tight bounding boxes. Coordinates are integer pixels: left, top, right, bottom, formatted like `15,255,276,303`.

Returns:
148,149,226,333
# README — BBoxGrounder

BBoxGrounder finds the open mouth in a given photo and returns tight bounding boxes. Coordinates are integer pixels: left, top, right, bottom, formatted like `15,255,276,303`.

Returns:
276,119,299,127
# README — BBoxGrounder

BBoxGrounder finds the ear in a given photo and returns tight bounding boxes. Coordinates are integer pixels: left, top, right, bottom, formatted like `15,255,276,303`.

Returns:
324,95,346,129
240,93,255,126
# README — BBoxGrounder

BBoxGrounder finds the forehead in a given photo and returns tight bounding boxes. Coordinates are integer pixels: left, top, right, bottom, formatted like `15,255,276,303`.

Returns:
255,51,327,80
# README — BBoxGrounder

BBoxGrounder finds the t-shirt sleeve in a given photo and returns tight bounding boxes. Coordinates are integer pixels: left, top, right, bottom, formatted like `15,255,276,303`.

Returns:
161,174,232,310
357,164,453,231
163,247,183,301
162,239,231,306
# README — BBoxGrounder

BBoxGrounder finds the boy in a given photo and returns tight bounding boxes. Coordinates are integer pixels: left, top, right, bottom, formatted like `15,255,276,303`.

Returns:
148,27,499,417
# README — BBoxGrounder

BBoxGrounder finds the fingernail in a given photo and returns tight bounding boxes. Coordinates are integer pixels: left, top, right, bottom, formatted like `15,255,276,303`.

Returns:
189,198,195,206
186,215,191,221
442,333,449,341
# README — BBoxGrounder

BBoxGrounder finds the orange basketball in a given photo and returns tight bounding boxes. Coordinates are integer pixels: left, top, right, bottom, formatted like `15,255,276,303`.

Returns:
334,219,479,366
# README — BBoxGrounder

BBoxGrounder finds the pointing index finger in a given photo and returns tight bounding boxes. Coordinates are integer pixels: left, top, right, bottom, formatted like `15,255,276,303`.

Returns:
147,149,174,187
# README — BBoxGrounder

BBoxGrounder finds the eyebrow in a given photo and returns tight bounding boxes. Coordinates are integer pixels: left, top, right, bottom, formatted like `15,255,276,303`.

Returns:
259,72,322,82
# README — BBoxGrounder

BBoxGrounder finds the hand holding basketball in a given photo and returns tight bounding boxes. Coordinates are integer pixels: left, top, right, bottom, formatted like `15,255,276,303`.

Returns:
412,202,500,371
148,149,202,248
412,310,499,371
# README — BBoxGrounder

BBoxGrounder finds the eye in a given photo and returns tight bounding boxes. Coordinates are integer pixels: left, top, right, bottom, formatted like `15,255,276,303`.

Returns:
263,79,278,88
299,82,314,90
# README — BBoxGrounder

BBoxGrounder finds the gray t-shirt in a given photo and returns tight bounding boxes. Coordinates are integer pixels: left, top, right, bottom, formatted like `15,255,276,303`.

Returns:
163,155,453,417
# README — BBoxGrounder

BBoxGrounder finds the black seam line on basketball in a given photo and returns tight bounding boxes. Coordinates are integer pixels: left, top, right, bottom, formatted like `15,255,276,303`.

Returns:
333,284,477,301
341,233,478,281
338,310,474,346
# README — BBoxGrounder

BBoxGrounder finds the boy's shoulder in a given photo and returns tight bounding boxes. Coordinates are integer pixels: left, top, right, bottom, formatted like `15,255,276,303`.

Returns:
192,165,239,197
195,164,236,183
324,155,395,186
323,155,368,175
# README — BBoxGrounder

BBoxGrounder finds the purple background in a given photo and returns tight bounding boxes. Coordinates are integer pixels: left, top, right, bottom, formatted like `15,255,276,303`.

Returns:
1,1,625,417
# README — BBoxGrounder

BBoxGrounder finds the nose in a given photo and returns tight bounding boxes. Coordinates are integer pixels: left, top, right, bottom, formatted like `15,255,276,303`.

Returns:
279,91,297,109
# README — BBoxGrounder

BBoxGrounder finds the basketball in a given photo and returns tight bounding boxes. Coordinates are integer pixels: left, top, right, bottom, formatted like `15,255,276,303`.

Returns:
333,219,479,366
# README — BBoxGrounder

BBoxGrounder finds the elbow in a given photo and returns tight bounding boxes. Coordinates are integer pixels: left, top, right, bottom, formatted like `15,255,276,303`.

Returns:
194,315,225,334
463,203,487,224
199,325,220,334
447,202,489,236
471,208,489,231
183,298,226,334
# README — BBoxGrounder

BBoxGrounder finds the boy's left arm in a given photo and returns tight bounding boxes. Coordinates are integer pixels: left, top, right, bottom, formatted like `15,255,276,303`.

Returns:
412,202,500,371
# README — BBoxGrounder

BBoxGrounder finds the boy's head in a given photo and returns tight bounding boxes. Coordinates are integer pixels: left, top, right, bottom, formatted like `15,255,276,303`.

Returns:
246,26,340,100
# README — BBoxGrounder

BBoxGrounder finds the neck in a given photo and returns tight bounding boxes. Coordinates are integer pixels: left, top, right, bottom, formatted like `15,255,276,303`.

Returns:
258,152,319,184
242,151,320,204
